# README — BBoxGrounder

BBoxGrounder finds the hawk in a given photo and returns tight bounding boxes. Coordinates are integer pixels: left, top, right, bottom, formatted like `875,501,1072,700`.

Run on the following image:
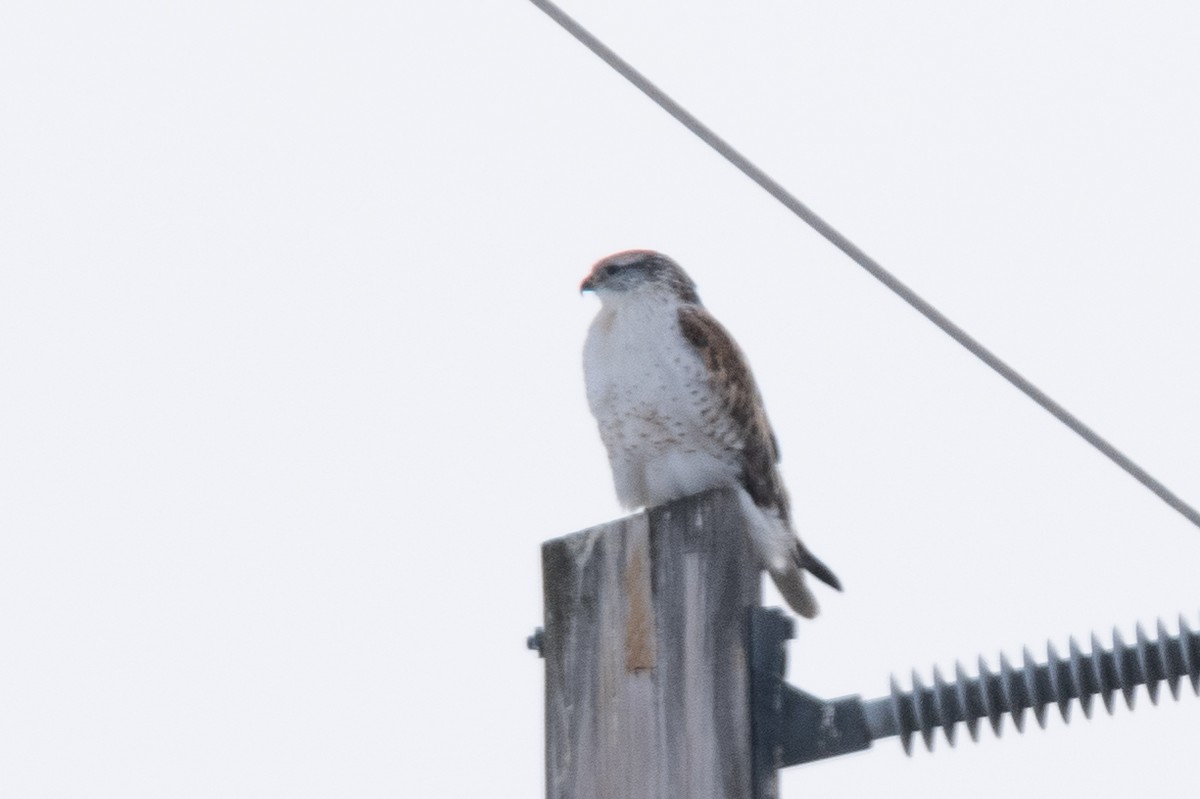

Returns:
581,249,840,618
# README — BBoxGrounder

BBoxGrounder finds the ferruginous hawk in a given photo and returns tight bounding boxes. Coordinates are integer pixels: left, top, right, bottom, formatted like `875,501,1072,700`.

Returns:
581,249,840,618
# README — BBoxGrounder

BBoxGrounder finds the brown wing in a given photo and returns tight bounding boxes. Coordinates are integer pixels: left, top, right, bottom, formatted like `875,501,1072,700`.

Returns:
677,305,790,520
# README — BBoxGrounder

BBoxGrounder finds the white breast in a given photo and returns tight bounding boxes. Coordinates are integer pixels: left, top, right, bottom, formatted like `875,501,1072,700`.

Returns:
583,296,741,509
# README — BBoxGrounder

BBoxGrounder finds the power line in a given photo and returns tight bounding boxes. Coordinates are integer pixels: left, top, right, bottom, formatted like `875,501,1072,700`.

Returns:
526,0,1200,530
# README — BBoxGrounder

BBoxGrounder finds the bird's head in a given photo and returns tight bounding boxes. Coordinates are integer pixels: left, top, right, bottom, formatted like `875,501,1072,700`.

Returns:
579,250,700,305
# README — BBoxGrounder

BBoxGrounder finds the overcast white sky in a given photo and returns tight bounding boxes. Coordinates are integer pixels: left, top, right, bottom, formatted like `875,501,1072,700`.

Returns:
2,1,1198,796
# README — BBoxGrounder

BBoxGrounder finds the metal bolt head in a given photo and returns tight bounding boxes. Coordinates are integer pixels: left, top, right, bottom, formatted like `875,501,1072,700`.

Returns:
527,627,545,657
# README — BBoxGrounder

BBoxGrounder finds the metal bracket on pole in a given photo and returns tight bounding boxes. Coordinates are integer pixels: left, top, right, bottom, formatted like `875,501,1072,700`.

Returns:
750,607,872,782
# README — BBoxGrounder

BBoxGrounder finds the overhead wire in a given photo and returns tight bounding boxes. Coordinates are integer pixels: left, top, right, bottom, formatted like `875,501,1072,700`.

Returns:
526,0,1200,530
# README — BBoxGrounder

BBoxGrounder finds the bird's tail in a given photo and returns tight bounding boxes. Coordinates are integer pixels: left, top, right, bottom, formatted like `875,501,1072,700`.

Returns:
768,543,841,619
768,562,819,619
797,543,841,592
737,488,841,619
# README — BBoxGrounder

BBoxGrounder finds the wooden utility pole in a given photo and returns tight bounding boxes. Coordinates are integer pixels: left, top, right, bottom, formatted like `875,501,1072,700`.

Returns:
539,488,762,799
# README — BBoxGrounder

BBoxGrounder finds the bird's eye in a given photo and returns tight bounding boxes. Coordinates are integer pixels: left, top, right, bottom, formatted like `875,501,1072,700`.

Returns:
604,264,622,276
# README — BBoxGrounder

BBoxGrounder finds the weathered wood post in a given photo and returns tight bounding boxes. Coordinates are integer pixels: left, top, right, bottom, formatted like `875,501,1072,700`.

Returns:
539,487,764,799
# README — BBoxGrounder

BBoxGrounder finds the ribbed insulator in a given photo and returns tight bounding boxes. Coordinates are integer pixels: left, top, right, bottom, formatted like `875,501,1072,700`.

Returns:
885,614,1200,754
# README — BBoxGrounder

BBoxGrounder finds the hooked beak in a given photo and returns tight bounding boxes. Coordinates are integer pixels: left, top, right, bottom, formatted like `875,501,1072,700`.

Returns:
580,273,597,294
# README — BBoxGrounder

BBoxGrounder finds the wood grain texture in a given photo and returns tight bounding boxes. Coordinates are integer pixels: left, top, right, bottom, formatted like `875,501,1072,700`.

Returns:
542,488,760,799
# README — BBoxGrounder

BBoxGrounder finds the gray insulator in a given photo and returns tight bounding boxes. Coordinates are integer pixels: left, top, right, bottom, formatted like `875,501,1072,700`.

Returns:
884,614,1200,754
